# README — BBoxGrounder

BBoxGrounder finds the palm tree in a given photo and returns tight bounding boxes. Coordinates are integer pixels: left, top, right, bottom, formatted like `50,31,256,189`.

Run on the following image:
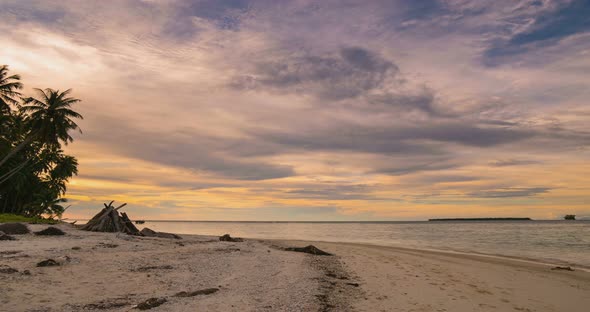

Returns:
0,88,83,169
0,65,23,113
48,153,79,196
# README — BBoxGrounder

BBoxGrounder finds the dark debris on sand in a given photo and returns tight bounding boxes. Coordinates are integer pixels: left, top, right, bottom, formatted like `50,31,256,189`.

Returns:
219,234,243,242
133,265,173,272
0,223,30,235
140,227,182,239
551,266,575,271
82,298,131,310
0,265,19,274
36,259,60,267
34,227,66,236
136,297,167,310
304,248,363,312
285,245,332,256
174,288,219,297
0,231,17,240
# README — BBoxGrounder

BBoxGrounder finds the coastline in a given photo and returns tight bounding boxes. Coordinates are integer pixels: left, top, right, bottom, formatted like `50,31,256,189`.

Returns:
1,223,589,311
270,237,590,273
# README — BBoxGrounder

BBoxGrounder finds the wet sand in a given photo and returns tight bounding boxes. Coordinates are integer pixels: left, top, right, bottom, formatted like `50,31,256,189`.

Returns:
294,240,590,312
1,223,589,311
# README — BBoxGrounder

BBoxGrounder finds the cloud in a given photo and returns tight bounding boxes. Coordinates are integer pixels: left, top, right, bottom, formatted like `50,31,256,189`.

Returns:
162,0,251,39
230,46,397,100
488,159,540,167
407,174,481,184
83,117,294,181
284,184,381,200
2,0,590,220
467,187,551,198
483,0,590,65
0,1,66,26
250,121,535,157
373,161,458,176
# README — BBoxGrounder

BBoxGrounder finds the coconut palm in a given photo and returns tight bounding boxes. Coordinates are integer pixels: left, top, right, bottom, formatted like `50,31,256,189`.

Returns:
48,153,79,196
0,65,23,113
0,88,83,169
0,65,82,217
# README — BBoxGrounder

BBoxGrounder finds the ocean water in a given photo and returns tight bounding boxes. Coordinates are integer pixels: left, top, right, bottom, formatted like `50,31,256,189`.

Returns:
133,220,590,268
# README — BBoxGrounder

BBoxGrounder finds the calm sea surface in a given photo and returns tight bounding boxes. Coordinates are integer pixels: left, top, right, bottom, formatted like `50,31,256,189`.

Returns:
125,220,590,268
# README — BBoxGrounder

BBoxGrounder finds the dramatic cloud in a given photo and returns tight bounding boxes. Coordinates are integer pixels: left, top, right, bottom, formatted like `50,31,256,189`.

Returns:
231,47,397,100
1,0,589,220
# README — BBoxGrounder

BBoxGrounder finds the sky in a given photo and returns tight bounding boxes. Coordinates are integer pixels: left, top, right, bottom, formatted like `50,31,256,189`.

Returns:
1,0,589,221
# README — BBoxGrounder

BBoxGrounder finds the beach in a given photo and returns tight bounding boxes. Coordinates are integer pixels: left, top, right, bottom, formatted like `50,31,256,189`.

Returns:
1,223,589,312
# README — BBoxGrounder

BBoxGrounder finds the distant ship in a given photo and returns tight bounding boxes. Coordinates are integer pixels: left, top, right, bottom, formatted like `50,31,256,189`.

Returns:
564,215,576,220
135,220,146,224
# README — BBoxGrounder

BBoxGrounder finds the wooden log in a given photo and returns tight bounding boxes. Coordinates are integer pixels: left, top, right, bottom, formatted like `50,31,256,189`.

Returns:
111,209,122,232
82,201,141,233
81,207,109,230
121,212,140,235
95,207,115,232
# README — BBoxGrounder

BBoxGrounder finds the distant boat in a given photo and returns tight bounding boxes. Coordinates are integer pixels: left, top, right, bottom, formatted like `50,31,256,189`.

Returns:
564,215,576,220
135,220,145,224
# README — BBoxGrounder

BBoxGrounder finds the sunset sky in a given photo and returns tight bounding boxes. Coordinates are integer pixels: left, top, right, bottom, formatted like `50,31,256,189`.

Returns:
1,0,589,220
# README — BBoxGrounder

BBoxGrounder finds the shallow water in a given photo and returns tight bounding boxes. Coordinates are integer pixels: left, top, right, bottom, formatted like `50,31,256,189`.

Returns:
129,220,590,268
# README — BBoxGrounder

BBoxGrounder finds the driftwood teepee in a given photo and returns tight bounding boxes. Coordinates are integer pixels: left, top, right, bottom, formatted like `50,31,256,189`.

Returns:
81,201,141,235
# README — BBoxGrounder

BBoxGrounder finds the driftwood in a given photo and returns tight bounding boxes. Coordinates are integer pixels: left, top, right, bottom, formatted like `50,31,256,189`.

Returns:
140,227,182,239
81,201,141,235
284,245,332,256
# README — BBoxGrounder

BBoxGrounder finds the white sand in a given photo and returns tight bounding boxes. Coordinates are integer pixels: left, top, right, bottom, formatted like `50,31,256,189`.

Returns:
293,241,590,312
2,224,589,312
1,223,356,311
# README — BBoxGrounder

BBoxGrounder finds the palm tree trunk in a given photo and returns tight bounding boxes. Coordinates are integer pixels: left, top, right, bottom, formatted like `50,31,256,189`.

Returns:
0,158,30,185
1,193,7,213
0,133,35,168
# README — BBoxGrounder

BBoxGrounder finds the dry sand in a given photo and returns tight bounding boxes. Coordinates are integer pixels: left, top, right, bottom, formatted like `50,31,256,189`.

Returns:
1,223,589,312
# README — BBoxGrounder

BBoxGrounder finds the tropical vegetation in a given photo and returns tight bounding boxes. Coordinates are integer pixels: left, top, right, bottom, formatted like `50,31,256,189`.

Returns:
0,65,83,218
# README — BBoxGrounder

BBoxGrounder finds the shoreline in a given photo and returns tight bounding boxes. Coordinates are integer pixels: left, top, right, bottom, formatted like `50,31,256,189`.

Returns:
264,237,590,273
95,219,590,270
2,223,589,311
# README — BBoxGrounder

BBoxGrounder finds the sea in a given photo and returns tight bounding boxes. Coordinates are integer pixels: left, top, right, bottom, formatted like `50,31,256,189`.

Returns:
131,220,590,269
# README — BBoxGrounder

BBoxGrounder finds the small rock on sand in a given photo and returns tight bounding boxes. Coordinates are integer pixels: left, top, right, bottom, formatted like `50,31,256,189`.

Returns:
36,259,60,267
285,245,332,256
0,223,30,235
136,297,167,310
34,227,66,236
219,234,243,242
